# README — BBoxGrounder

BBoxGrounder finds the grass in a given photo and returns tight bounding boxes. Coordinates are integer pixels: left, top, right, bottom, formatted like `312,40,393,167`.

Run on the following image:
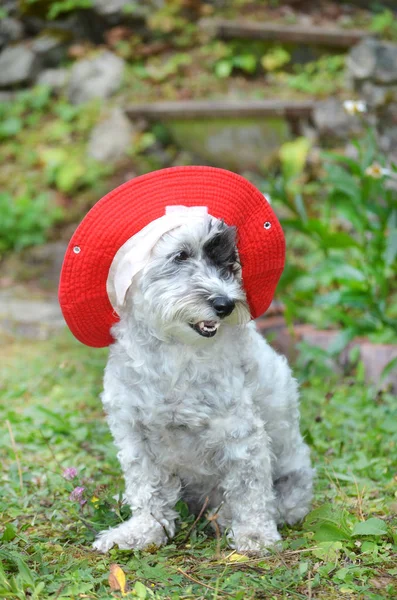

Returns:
1,330,396,599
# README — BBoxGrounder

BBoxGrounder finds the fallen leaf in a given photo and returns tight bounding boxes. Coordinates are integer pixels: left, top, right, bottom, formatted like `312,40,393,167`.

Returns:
228,553,250,563
109,563,127,596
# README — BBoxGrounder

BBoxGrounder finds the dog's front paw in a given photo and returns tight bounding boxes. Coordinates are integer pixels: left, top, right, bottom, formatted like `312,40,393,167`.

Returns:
229,521,282,555
93,513,172,553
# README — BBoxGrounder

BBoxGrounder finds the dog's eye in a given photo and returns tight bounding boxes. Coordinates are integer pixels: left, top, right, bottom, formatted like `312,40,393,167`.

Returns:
175,250,189,262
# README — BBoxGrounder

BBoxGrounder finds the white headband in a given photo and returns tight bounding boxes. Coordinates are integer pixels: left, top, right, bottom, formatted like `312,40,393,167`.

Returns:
106,205,209,311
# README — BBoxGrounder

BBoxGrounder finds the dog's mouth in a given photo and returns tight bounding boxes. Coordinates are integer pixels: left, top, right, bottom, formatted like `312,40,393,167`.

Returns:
189,320,220,338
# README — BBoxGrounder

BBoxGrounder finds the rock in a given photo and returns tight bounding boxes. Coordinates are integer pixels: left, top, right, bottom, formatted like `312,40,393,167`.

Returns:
67,50,124,104
87,108,135,162
347,38,397,84
0,44,41,88
166,117,291,171
93,0,130,16
31,33,68,67
36,67,68,92
347,38,377,81
313,98,361,142
0,288,65,340
0,90,17,103
257,319,397,391
92,0,152,21
0,17,24,49
360,81,397,108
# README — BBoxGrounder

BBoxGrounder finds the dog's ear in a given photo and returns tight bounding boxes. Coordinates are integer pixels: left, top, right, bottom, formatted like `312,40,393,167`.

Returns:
204,224,238,267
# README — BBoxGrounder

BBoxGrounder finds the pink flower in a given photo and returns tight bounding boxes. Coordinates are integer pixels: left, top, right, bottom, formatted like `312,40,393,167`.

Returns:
62,467,78,481
69,486,86,506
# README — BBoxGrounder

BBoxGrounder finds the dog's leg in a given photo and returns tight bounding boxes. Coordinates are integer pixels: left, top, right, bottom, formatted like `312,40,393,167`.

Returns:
216,427,281,555
248,330,314,529
273,436,314,527
93,415,180,553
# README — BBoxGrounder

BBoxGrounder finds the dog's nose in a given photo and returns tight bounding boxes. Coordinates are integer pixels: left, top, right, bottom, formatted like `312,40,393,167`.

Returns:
212,296,235,318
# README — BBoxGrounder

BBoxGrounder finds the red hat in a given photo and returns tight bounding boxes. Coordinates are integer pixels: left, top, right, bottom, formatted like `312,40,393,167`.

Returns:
59,166,285,347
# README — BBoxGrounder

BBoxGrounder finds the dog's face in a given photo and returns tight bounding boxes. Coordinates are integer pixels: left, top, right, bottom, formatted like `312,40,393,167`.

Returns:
131,217,250,343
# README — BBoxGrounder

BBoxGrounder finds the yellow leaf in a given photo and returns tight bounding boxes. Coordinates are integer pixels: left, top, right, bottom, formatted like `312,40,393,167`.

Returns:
108,563,127,596
228,553,249,563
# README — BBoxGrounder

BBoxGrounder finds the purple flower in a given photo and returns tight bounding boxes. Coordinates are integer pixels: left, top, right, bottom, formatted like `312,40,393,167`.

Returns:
69,486,86,506
62,467,78,481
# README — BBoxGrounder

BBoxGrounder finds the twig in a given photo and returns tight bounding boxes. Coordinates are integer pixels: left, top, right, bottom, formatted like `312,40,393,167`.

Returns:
38,428,63,470
54,583,66,599
74,514,98,535
6,420,23,491
307,569,312,600
207,510,222,560
354,476,365,521
183,496,209,542
177,568,231,595
177,568,217,591
151,512,172,543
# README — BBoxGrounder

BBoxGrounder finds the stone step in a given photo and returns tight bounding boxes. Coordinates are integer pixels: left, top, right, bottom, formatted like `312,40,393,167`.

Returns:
199,18,367,49
0,289,65,341
126,99,315,120
126,99,315,172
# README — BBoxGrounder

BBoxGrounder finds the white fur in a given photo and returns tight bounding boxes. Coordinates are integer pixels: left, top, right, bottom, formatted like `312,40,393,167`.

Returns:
93,217,314,555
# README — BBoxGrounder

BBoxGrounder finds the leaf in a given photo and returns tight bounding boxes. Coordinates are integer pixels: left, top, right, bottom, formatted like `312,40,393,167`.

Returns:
304,504,352,541
328,327,357,355
380,356,397,382
261,46,290,71
313,522,351,542
293,193,308,224
321,151,362,176
321,232,360,249
0,117,22,139
312,541,343,562
1,524,16,542
215,60,233,78
279,137,311,182
228,553,250,563
134,581,148,599
351,518,388,537
109,563,127,596
324,165,360,202
40,147,68,167
55,160,85,193
233,54,257,74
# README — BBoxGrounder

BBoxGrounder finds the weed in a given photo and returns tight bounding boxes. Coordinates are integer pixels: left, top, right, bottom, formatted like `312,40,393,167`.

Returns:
0,192,62,255
283,55,345,96
0,87,113,253
370,9,397,41
268,130,397,350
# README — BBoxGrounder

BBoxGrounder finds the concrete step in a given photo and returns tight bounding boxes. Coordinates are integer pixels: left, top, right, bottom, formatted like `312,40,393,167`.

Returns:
200,18,367,49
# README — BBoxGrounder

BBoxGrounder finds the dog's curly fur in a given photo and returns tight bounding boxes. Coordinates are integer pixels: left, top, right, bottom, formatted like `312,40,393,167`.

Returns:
93,216,314,554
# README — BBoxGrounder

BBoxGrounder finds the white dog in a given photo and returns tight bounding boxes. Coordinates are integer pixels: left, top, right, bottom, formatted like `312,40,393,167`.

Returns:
93,215,313,554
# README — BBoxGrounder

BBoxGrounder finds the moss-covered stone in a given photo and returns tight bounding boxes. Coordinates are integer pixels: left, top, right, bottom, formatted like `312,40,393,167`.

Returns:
166,116,291,171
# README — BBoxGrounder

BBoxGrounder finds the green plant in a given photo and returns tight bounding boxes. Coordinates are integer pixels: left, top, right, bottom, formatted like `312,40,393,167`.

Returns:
0,88,112,215
1,332,396,599
271,131,397,350
261,46,291,72
215,51,258,78
146,0,199,47
22,0,93,20
214,40,278,78
370,9,397,41
282,55,345,96
0,192,62,255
